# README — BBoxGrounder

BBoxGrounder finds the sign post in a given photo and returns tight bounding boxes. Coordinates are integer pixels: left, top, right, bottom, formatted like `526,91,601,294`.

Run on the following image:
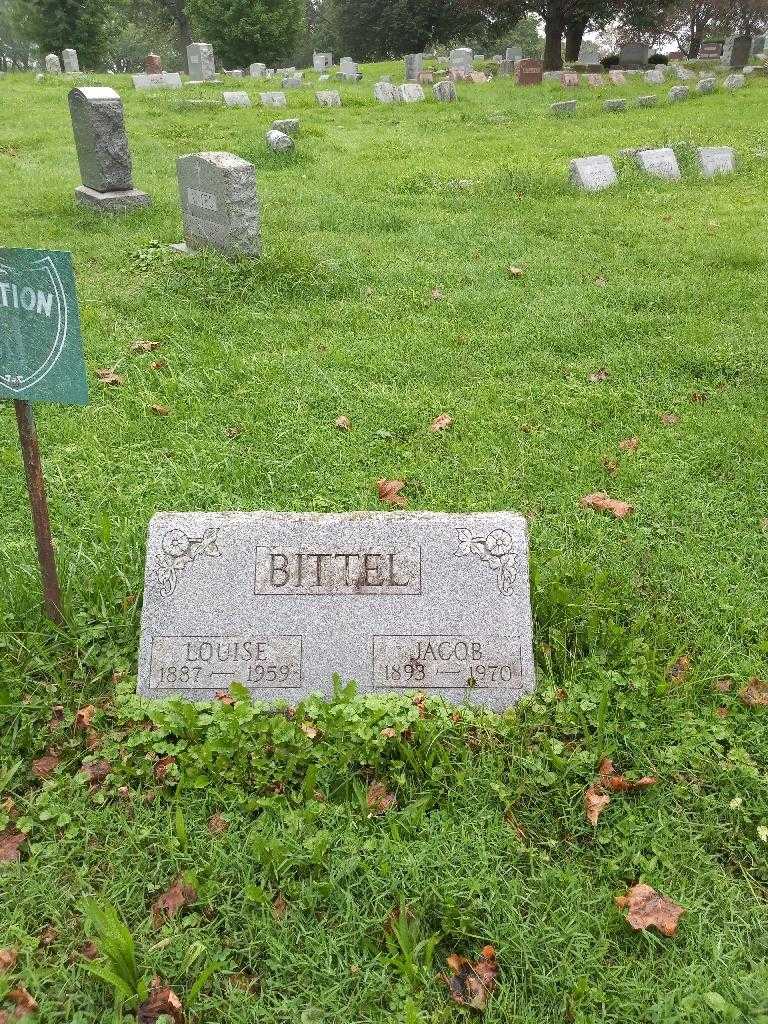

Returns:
1,248,88,623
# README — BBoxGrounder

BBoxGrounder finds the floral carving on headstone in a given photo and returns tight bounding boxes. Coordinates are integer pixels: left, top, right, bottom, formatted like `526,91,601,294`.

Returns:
154,528,221,596
454,528,517,594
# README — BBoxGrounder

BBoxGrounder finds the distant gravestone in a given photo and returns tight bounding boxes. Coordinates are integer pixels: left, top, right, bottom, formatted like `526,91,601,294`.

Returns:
578,41,602,64
137,511,535,710
636,94,658,106
339,57,358,77
62,48,79,73
673,64,695,80
697,77,716,93
266,129,294,152
721,34,752,66
603,98,626,111
249,62,266,77
498,60,515,77
569,155,617,191
723,72,745,88
516,59,543,85
699,41,723,58
399,83,425,102
433,79,457,101
374,81,398,103
586,73,605,86
227,69,244,78
551,100,576,116
223,90,251,107
174,152,260,257
668,85,689,101
608,69,626,85
187,42,216,81
696,146,735,176
313,52,333,71
449,47,473,70
272,118,298,134
132,72,182,90
418,69,434,85
68,86,151,212
316,89,341,106
283,75,302,88
635,147,681,179
618,42,649,67
505,45,522,61
752,35,766,54
405,53,423,82
645,67,665,84
145,53,162,75
561,72,579,87
44,54,61,74
260,91,287,106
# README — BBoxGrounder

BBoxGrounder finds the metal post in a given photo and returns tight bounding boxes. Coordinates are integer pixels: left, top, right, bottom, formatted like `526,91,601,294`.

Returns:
13,400,64,624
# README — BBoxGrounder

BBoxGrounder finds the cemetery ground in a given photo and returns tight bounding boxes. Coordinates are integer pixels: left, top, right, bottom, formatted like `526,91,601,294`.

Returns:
1,62,768,1024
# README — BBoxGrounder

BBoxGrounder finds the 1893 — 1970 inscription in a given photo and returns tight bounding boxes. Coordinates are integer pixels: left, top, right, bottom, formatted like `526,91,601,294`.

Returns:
137,512,535,709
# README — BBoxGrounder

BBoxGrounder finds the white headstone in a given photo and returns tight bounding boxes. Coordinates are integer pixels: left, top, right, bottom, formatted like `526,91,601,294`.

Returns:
260,91,287,107
696,146,735,176
62,48,79,73
634,147,681,179
223,90,251,107
569,155,617,191
315,89,341,106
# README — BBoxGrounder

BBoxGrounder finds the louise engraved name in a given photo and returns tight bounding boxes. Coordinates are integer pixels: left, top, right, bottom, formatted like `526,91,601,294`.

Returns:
254,546,421,595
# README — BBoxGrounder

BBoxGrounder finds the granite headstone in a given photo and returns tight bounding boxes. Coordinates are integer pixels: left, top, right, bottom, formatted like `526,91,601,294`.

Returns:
174,151,260,257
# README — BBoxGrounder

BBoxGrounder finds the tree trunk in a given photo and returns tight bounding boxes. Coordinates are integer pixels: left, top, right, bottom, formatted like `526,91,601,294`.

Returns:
167,0,193,52
564,18,586,61
543,17,564,70
689,34,702,56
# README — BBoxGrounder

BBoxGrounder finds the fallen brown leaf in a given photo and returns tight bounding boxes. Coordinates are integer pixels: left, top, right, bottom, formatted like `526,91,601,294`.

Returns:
444,945,498,1011
667,655,691,684
585,784,610,825
616,883,685,936
715,706,730,717
8,987,38,1017
38,925,58,947
690,390,708,403
598,758,657,792
619,436,639,452
0,948,17,974
334,415,351,431
95,369,123,386
150,359,168,371
224,425,244,439
366,781,396,815
579,492,633,519
228,972,260,993
0,830,26,863
602,458,619,476
32,753,59,779
79,941,98,961
80,760,110,785
429,413,453,432
137,981,184,1024
272,894,288,921
131,340,161,353
594,275,607,287
506,266,524,278
152,879,197,927
215,691,236,705
208,813,228,836
153,755,176,782
75,705,95,731
377,479,407,508
149,404,170,416
300,722,318,739
740,677,768,707
713,678,732,694
589,368,609,382
660,412,679,426
380,727,396,739
431,287,444,300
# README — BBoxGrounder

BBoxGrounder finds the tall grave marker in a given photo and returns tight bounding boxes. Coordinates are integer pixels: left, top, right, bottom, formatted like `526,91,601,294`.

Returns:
137,511,535,709
173,152,260,258
0,248,88,623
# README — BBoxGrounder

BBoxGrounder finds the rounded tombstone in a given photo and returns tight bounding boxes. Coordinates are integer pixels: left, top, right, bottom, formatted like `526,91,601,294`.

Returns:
266,129,294,153
145,53,163,75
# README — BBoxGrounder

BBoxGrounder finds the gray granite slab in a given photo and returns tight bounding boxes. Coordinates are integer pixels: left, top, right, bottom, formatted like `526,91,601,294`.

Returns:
62,48,79,73
668,84,689,101
636,94,658,106
315,89,341,106
132,72,182,90
137,511,534,709
68,86,134,192
75,185,152,212
644,68,665,84
44,53,61,74
249,62,266,77
187,42,216,81
175,151,260,256
723,73,745,88
635,147,681,179
569,155,617,191
260,91,286,107
266,129,294,152
696,145,735,175
405,52,423,81
374,81,398,102
697,77,717,93
399,83,425,102
433,80,457,101
551,100,576,115
313,52,333,71
603,98,626,111
272,118,299,134
223,90,251,107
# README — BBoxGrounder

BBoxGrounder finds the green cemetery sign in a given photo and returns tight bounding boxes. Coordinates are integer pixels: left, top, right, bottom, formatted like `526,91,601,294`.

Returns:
0,247,88,405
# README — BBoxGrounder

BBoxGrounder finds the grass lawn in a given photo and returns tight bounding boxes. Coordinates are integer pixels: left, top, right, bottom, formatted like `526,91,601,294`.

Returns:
1,62,768,1022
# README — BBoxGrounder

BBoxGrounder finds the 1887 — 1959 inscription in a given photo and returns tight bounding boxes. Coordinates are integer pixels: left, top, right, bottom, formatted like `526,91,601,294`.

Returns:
137,512,535,709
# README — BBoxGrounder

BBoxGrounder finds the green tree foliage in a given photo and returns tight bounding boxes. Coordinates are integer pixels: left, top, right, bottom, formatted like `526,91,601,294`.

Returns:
21,0,111,67
0,0,35,67
185,0,304,66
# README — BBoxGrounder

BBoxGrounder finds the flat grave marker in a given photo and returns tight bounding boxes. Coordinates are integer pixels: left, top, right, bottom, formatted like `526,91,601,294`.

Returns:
569,155,617,191
635,147,681,179
137,511,535,710
696,146,735,176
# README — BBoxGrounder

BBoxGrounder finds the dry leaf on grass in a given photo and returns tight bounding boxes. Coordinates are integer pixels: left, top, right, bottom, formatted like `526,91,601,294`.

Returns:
429,413,453,432
224,425,244,440
619,436,639,452
430,287,444,300
334,415,351,431
151,879,197,927
32,753,59,779
659,412,679,426
713,678,732,693
444,945,499,1011
380,727,396,739
75,705,95,731
95,369,123,386
366,781,396,815
0,831,26,863
149,404,170,416
597,758,657,792
80,760,111,785
150,359,168,371
272,894,288,921
616,883,685,936
585,785,611,825
690,390,708,403
153,755,176,782
579,492,633,519
0,949,17,974
228,972,260,994
377,479,407,508
300,722,319,739
594,275,607,287
208,813,229,836
8,986,38,1018
667,655,691,684
601,458,619,476
740,678,768,707
38,926,57,947
588,368,609,382
506,265,524,278
79,941,98,961
131,340,161,353
137,980,184,1024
